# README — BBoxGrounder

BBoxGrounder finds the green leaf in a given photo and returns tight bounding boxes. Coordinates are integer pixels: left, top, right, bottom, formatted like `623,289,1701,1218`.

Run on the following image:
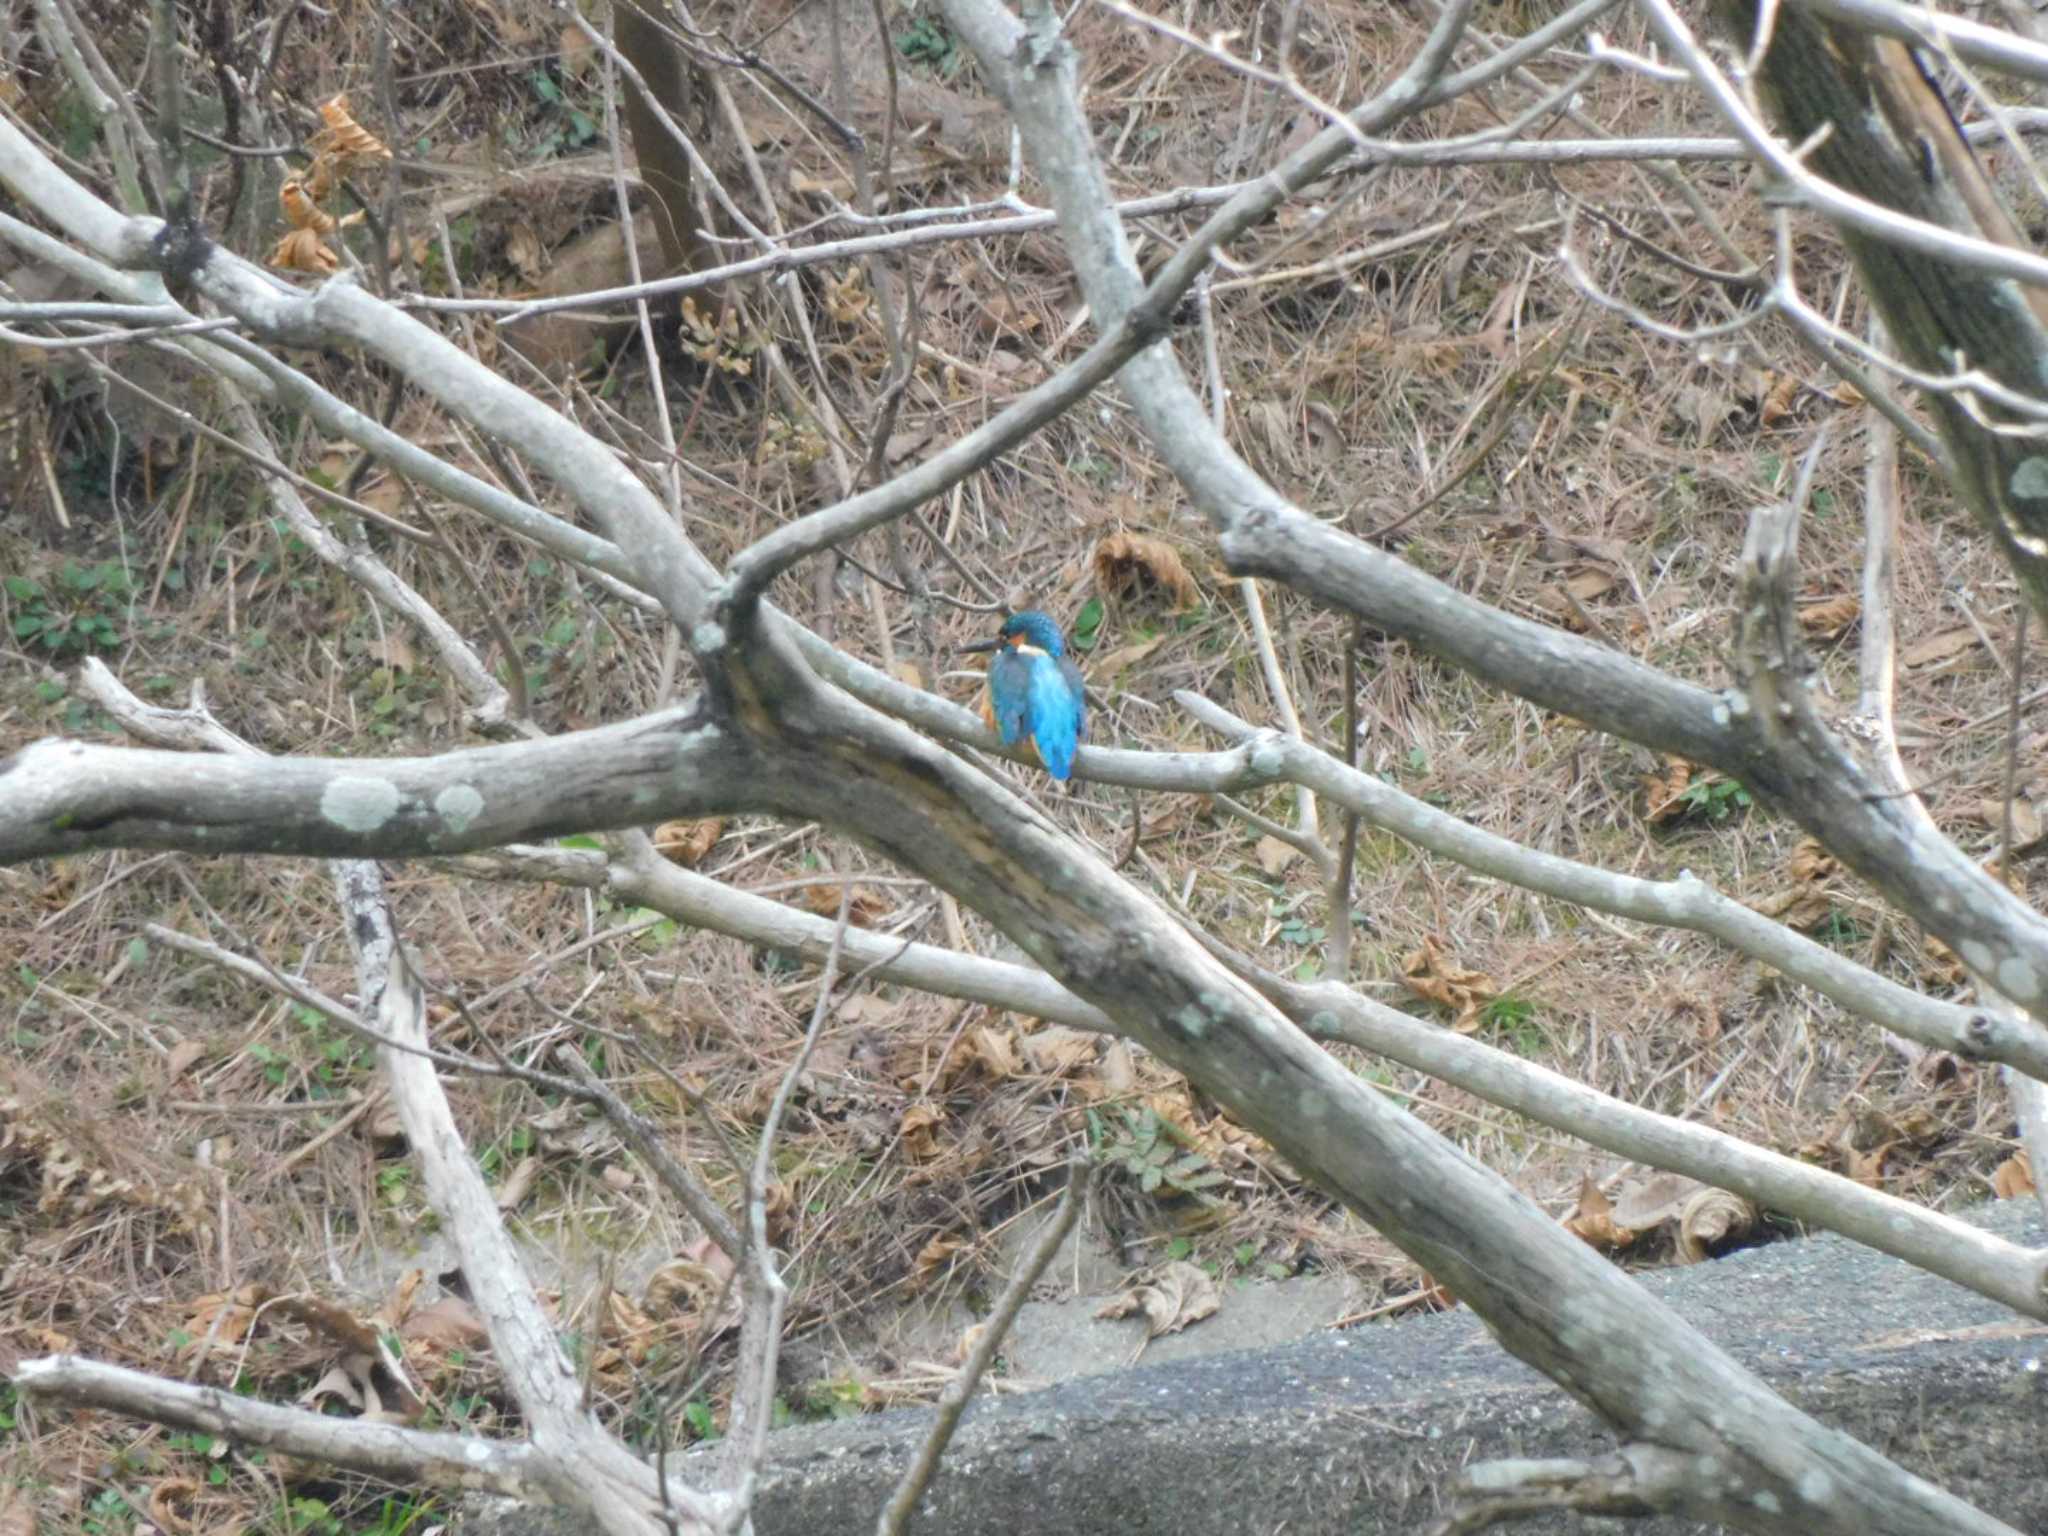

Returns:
125,935,148,968
4,575,39,600
1072,596,1104,648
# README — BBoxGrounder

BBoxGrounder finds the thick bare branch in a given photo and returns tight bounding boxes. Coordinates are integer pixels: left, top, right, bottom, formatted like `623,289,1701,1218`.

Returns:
0,705,743,861
12,1356,544,1497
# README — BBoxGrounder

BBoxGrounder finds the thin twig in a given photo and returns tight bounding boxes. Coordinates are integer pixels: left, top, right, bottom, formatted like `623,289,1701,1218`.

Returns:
875,1159,1090,1536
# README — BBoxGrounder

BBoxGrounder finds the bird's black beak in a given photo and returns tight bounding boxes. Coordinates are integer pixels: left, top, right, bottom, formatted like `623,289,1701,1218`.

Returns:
957,638,1002,655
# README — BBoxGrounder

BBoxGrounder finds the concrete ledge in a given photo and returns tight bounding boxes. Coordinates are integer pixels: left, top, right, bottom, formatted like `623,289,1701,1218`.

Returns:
461,1201,2048,1535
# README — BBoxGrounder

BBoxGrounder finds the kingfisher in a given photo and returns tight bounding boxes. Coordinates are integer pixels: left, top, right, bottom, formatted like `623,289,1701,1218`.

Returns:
962,609,1086,781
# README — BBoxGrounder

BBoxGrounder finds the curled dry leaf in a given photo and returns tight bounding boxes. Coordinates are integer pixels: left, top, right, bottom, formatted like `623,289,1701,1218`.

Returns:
1757,369,1802,427
180,1285,268,1354
1607,1170,1703,1232
147,1476,201,1533
1797,593,1861,637
1563,1174,1638,1251
1750,835,1841,931
1094,1259,1220,1340
653,817,724,866
268,226,339,275
1092,531,1201,610
1676,1187,1757,1263
310,95,391,163
1535,566,1617,632
1992,1152,2035,1199
399,1295,488,1355
962,1022,1021,1080
900,1101,946,1161
796,882,890,926
1399,934,1498,1033
913,1232,969,1287
277,180,338,236
1642,756,1694,823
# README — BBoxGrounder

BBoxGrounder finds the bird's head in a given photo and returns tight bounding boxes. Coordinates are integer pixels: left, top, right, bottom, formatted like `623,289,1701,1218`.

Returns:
961,608,1066,658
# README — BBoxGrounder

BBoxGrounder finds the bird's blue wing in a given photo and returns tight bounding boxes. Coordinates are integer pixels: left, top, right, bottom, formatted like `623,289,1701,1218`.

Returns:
1026,654,1085,780
988,650,1033,745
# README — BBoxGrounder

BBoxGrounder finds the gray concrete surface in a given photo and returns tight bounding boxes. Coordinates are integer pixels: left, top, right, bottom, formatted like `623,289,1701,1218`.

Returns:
458,1200,2048,1535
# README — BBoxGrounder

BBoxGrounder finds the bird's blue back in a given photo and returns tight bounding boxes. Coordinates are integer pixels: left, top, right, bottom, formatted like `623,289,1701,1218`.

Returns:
985,610,1086,780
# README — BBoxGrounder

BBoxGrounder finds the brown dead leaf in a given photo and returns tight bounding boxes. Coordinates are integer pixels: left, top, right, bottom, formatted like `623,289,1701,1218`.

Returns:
643,1239,741,1334
1399,935,1498,1032
913,1233,969,1287
0,1485,36,1536
1797,593,1860,638
311,95,391,163
1020,1025,1099,1076
1092,531,1201,610
494,1155,543,1211
1787,837,1838,885
1992,1152,2035,1199
504,222,546,284
558,24,597,78
900,1102,946,1161
1847,1139,1898,1188
181,1285,268,1354
401,1295,488,1354
269,226,338,275
1974,798,2043,847
1750,836,1841,930
1254,834,1303,878
963,1023,1021,1080
1642,757,1694,823
1535,566,1617,631
1100,1039,1138,1097
1094,1260,1220,1340
1086,632,1167,680
368,629,415,672
796,883,890,926
1676,1187,1756,1262
148,1477,201,1533
1606,1171,1702,1232
653,817,724,867
1758,370,1802,427
165,1037,207,1081
1899,627,1981,669
1563,1175,1638,1250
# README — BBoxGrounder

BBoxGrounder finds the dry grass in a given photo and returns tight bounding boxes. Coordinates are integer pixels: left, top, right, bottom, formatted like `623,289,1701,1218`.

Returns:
1,0,2038,1528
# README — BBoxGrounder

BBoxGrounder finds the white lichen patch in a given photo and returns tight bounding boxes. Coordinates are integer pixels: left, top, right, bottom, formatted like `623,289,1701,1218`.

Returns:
433,784,484,834
1996,954,2041,1004
1959,939,1996,977
321,774,401,833
1753,1491,1782,1515
2010,456,2048,503
1797,1469,1833,1505
1248,738,1286,776
1173,1003,1209,1038
692,621,727,653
